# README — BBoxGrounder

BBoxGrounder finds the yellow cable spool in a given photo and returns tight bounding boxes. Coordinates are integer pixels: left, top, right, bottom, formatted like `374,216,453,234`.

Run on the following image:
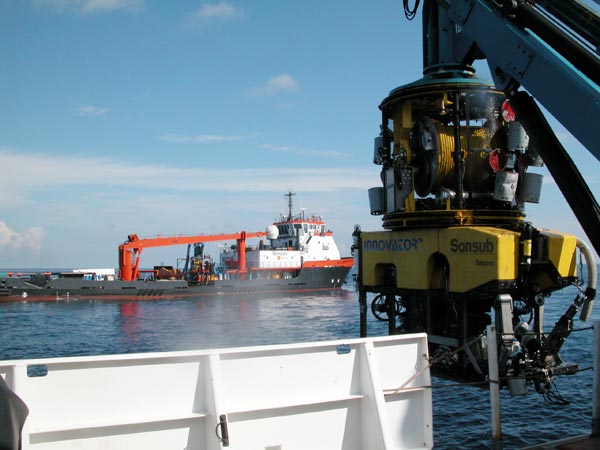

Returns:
410,116,492,196
436,123,491,191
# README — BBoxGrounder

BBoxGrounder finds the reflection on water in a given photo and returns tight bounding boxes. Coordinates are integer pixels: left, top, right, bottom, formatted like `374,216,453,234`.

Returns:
111,289,381,354
0,288,383,360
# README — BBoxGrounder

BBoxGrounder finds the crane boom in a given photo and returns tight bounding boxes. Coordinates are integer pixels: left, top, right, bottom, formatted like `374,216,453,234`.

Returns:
423,0,600,254
428,0,600,158
118,231,266,281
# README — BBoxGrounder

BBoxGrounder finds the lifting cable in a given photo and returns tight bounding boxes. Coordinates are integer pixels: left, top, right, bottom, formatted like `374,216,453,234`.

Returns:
403,0,421,20
385,334,484,394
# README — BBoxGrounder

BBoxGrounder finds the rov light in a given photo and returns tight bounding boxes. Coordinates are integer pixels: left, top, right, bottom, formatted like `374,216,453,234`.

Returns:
502,99,516,122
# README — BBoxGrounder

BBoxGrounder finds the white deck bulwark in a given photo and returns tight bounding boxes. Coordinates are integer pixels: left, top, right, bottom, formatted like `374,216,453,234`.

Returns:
0,334,433,450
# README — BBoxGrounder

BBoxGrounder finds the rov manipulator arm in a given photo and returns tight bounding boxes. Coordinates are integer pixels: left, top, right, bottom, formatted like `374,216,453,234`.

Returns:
545,238,597,362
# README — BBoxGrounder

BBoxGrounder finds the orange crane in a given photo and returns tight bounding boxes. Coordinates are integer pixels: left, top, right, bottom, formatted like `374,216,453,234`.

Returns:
118,231,266,281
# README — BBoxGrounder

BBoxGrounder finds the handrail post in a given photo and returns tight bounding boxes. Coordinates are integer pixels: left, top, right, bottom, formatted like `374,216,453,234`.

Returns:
487,324,503,449
593,320,600,437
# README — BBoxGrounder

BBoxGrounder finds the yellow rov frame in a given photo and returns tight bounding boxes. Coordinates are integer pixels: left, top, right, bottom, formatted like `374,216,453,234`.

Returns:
355,69,595,383
360,227,577,295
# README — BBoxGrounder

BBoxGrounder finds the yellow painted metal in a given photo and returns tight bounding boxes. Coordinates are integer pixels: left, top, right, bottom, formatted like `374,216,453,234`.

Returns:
361,227,520,293
361,226,580,295
541,229,577,277
396,102,413,160
438,227,519,293
382,208,526,231
361,229,438,290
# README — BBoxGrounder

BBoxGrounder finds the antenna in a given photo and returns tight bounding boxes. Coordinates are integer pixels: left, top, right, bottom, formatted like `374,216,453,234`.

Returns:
284,190,295,221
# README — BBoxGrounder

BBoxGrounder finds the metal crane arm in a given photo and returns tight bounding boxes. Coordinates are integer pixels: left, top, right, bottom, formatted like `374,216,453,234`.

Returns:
118,231,266,281
419,0,600,254
439,0,600,159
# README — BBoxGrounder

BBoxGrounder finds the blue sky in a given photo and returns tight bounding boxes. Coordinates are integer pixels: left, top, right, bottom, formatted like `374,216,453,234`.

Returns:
2,0,599,268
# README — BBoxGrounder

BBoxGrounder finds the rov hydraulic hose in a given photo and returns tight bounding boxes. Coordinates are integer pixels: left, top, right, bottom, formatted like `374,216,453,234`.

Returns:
577,237,597,321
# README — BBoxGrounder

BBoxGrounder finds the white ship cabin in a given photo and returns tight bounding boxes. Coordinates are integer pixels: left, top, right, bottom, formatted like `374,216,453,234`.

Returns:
270,214,341,261
70,268,116,281
219,214,342,273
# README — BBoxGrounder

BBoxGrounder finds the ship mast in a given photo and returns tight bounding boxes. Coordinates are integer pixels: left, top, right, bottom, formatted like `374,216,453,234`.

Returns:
284,190,295,221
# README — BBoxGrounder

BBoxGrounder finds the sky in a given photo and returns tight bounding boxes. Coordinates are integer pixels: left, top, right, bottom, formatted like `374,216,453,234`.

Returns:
1,0,599,269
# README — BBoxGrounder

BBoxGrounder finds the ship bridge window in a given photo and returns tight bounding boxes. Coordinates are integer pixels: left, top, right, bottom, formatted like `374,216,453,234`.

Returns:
279,225,290,236
303,224,308,233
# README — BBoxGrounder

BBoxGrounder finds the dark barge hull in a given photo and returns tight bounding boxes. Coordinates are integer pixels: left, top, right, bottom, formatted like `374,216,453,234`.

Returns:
0,264,353,301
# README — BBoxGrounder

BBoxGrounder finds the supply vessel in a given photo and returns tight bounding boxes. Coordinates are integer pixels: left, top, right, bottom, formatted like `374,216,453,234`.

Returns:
0,192,353,300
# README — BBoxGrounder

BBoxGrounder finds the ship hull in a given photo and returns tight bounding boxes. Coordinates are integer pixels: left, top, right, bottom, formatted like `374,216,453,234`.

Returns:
0,261,353,301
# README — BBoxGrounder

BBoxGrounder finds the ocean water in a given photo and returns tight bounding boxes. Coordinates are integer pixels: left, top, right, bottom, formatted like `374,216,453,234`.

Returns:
1,279,598,449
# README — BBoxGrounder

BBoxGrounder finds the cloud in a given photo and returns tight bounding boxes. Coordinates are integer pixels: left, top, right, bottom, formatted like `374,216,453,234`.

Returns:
160,132,258,144
0,147,383,266
0,221,46,253
249,74,300,98
262,143,350,159
33,0,144,14
0,147,375,196
184,1,245,28
76,104,109,117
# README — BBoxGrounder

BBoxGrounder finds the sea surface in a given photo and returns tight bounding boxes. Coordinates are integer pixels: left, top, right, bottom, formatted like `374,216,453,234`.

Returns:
1,272,598,449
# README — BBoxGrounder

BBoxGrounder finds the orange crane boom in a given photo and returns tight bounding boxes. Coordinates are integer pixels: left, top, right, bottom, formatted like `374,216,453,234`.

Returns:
118,230,266,281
